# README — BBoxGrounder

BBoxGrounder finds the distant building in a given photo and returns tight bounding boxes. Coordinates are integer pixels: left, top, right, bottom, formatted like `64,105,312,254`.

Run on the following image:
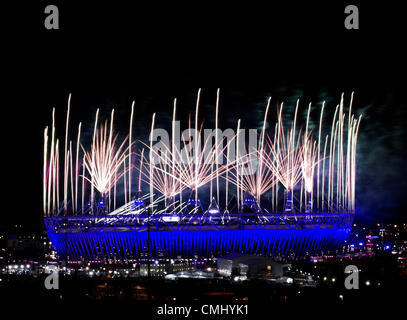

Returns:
166,269,215,280
217,253,290,278
7,234,48,250
6,234,18,248
140,260,194,277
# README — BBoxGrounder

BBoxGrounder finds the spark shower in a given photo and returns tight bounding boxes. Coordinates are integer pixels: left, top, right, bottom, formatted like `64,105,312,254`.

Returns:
42,90,362,259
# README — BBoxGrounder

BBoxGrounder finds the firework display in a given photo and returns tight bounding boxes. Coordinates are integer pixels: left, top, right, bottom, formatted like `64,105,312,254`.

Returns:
43,91,361,260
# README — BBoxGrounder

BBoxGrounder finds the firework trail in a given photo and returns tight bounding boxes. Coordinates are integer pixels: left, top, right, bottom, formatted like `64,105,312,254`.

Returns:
225,98,278,210
43,92,361,217
82,111,132,213
263,102,304,212
137,119,236,207
301,135,318,212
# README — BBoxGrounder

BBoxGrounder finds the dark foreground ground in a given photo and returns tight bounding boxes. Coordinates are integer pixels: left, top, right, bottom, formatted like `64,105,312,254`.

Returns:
1,274,406,319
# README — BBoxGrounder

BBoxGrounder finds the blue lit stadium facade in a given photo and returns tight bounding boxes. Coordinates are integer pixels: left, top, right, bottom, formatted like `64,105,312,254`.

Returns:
44,212,353,260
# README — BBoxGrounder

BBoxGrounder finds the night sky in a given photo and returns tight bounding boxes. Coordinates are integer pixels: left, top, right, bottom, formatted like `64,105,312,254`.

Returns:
3,2,406,228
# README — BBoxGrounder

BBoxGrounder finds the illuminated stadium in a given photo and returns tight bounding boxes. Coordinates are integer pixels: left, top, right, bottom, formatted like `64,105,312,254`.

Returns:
43,91,361,260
